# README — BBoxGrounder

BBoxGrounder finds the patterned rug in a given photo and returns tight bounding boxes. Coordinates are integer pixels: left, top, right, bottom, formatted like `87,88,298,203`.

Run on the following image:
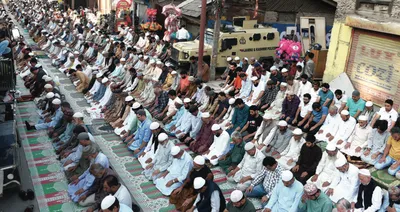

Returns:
86,123,115,136
15,101,84,212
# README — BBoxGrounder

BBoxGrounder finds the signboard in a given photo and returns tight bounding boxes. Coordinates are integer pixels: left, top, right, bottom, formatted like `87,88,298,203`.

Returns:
346,29,400,109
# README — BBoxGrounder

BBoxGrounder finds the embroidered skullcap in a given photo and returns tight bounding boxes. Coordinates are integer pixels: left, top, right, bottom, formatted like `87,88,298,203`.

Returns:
304,183,318,196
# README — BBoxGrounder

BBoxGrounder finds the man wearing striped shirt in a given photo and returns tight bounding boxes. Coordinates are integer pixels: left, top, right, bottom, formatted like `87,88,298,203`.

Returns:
244,157,283,208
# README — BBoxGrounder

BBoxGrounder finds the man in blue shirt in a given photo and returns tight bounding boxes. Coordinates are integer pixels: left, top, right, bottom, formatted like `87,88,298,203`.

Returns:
127,109,152,158
345,90,365,119
317,83,334,107
302,102,328,135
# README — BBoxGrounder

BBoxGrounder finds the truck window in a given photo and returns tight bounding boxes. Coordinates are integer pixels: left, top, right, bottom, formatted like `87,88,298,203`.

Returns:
221,38,238,51
196,31,214,46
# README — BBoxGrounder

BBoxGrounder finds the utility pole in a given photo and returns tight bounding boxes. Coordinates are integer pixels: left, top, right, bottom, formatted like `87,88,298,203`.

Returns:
197,0,207,78
210,0,222,81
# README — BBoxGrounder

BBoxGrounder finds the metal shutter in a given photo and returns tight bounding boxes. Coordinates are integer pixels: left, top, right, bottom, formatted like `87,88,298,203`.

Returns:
346,29,400,109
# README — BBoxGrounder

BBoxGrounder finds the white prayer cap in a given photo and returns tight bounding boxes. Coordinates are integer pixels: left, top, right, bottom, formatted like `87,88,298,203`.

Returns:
156,61,163,65
73,51,79,54
278,120,288,127
106,38,110,42
101,195,116,210
171,71,177,75
358,115,368,121
194,155,205,165
366,101,373,107
52,40,57,44
138,55,143,58
234,56,240,61
129,28,133,31
73,112,84,118
55,93,60,98
251,76,258,81
340,110,349,116
61,41,66,46
175,98,183,105
96,73,103,78
158,133,168,141
244,57,248,61
230,190,244,203
211,124,221,131
229,98,235,105
46,92,54,99
292,128,303,135
193,177,206,189
132,102,141,109
281,68,288,73
281,170,293,181
286,91,294,96
171,146,181,156
326,142,336,151
335,157,347,168
145,32,150,36
244,142,255,151
49,36,54,39
227,57,232,62
44,84,53,89
270,66,278,71
184,98,191,103
150,122,160,130
41,30,47,33
359,169,371,176
120,58,126,62
263,113,272,120
29,52,35,56
201,112,210,118
188,76,195,82
280,82,288,87
125,96,134,102
45,77,53,82
101,78,109,83
144,56,149,60
52,98,61,105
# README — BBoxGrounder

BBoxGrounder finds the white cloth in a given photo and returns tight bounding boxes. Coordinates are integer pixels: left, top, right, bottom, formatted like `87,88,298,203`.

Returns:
297,81,312,98
203,131,230,165
114,184,133,209
329,163,360,203
330,117,357,149
341,124,372,157
176,28,190,40
299,100,312,118
377,107,398,129
307,151,346,191
315,114,342,142
333,94,347,111
276,137,305,170
246,84,264,106
229,149,265,191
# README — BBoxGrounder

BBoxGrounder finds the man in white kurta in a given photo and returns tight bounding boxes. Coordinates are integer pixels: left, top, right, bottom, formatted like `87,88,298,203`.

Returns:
138,122,163,168
202,124,230,165
220,98,236,130
276,128,305,170
352,169,384,212
227,143,265,191
143,133,174,181
263,83,287,120
327,157,360,203
246,77,264,106
327,110,357,149
155,146,193,195
315,105,342,142
253,113,278,148
307,142,346,192
341,115,373,157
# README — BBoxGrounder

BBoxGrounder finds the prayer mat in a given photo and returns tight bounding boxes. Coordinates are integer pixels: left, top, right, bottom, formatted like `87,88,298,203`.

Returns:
86,123,114,136
370,167,400,189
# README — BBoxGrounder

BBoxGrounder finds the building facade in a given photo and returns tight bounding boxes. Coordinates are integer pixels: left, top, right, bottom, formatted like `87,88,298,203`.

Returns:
324,0,400,109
